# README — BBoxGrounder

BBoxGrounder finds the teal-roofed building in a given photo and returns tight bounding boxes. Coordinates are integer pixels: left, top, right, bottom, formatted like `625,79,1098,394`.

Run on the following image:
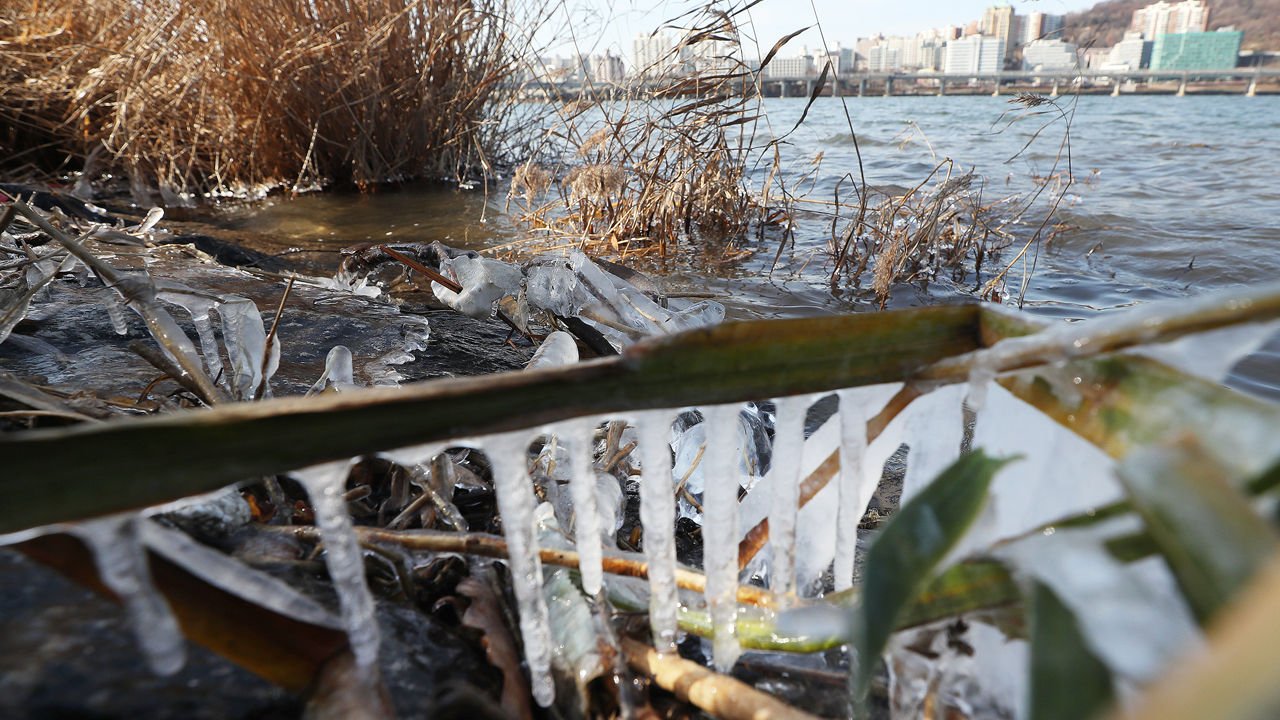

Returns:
1150,30,1243,70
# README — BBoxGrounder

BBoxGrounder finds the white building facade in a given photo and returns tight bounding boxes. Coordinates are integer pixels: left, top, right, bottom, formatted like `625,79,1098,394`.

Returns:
1022,38,1079,70
943,36,1005,74
1130,0,1209,39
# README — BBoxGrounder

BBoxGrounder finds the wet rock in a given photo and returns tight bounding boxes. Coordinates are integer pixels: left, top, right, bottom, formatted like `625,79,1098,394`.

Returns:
0,549,299,720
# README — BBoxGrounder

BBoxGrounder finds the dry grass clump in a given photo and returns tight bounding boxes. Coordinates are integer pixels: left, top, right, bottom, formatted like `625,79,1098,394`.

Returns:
0,0,533,197
508,2,776,264
828,163,1013,305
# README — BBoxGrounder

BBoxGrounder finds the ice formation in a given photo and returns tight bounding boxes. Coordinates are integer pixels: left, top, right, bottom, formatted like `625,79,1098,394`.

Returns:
766,395,809,600
291,460,381,671
478,431,557,706
527,330,579,370
566,420,605,595
74,516,187,676
701,403,744,671
636,410,680,650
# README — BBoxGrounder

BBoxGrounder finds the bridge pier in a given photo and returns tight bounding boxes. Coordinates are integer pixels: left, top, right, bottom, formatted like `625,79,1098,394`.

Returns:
780,80,788,98
884,77,893,97
1050,81,1059,97
1176,73,1188,96
806,80,814,97
992,75,1001,96
1246,72,1258,97
937,77,946,96
858,78,866,96
1112,77,1121,96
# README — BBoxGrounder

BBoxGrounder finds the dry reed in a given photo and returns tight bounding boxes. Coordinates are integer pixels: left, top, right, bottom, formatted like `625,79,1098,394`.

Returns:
0,0,540,196
506,1,779,266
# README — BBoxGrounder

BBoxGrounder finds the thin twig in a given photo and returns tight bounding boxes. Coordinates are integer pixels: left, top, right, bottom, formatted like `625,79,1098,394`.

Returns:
265,524,780,609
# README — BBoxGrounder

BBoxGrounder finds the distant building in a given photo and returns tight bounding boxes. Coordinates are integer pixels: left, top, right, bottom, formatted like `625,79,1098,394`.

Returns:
1022,38,1079,71
981,4,1020,65
1131,1,1209,39
943,35,1005,74
633,32,675,76
1020,12,1064,44
587,54,626,84
1150,29,1242,69
867,43,900,72
766,53,813,78
1105,31,1154,70
837,45,856,74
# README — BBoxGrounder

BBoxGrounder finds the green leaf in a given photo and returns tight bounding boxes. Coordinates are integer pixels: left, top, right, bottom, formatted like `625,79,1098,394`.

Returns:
0,305,985,533
1029,581,1114,720
1116,438,1279,624
854,449,1017,698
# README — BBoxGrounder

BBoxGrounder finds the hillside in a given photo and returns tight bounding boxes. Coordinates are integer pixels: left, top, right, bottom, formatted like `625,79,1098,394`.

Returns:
1060,0,1280,52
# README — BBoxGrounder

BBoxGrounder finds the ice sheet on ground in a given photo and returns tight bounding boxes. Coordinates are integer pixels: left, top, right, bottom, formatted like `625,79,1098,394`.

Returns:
1132,319,1280,384
949,382,1121,561
997,517,1201,685
0,245,479,399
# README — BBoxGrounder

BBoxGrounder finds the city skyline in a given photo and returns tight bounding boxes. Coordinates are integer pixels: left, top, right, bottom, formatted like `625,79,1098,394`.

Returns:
560,0,1099,64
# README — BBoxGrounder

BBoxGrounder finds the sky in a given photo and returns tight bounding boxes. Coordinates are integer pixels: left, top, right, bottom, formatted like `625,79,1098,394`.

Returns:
544,0,1102,62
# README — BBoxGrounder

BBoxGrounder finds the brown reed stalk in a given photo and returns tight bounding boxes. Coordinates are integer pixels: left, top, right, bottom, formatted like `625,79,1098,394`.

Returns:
0,0,546,195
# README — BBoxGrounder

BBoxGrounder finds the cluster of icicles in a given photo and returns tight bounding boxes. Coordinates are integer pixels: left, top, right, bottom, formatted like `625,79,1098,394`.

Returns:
10,206,1280,713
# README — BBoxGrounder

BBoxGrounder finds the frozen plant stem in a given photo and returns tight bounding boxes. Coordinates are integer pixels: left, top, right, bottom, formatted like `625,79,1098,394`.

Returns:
9,199,225,404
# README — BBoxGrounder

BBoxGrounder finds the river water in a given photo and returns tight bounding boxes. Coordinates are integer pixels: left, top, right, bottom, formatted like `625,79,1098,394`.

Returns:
220,94,1280,393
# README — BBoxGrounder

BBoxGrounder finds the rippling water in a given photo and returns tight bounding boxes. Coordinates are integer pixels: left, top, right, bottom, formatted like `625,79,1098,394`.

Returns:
222,94,1280,392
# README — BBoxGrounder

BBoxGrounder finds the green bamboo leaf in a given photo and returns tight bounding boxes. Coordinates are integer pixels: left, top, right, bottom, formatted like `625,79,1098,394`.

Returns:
854,449,1017,698
1116,438,1279,624
1029,581,1114,720
0,305,985,534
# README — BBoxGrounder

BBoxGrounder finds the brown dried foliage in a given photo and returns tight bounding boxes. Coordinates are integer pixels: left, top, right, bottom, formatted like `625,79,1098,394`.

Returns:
0,0,530,195
508,2,774,265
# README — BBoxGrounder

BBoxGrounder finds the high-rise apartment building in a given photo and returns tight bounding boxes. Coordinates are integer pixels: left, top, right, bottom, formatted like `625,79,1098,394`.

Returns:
981,4,1020,65
943,35,1005,74
1021,12,1065,44
633,32,674,76
1130,1,1210,39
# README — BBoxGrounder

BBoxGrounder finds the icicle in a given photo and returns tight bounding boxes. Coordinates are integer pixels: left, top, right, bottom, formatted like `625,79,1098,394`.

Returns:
291,459,381,671
833,389,869,592
102,288,130,335
701,403,743,671
74,516,186,676
768,395,808,600
965,356,997,418
636,410,680,651
899,385,966,501
566,419,604,596
482,431,556,707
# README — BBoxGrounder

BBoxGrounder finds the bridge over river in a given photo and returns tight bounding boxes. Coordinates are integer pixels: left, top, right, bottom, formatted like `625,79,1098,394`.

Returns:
526,67,1280,100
